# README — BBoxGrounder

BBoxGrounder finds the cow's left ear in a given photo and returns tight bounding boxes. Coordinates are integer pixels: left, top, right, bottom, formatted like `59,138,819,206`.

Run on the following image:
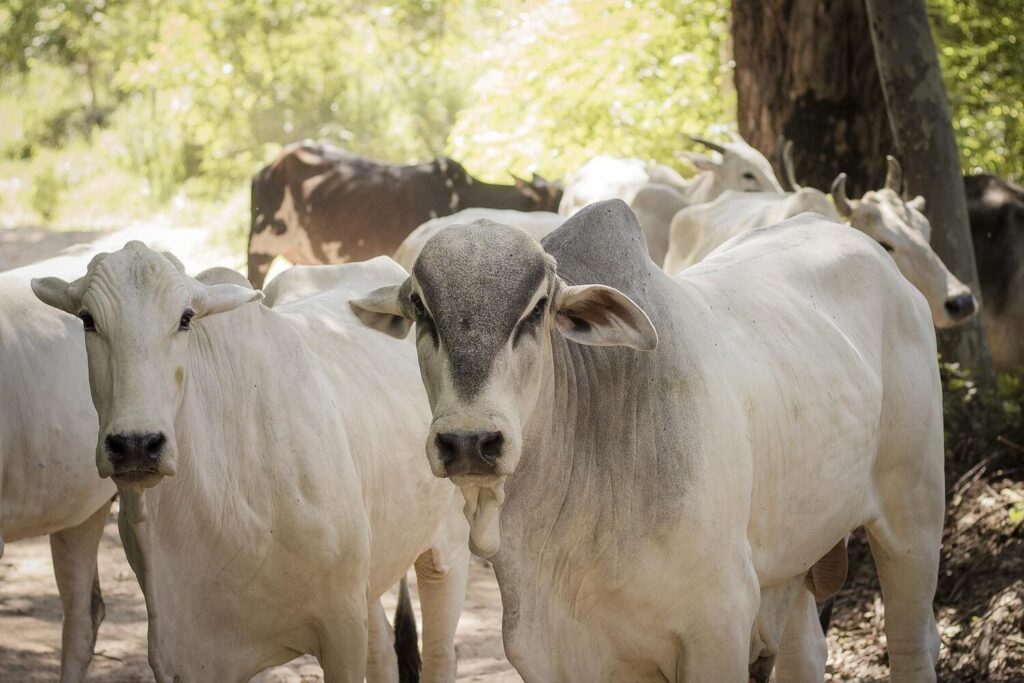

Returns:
350,281,414,339
193,283,264,317
554,284,658,350
31,276,83,315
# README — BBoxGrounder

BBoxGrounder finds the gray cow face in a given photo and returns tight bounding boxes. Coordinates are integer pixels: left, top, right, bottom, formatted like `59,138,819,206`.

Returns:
352,220,656,556
32,242,262,490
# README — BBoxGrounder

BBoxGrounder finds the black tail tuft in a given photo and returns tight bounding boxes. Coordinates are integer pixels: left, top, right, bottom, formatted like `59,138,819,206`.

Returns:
818,595,835,634
394,575,421,683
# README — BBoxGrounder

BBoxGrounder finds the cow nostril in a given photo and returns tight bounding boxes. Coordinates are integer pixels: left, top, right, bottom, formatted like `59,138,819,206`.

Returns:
479,432,504,463
944,295,977,319
145,433,166,460
435,433,458,466
105,434,128,462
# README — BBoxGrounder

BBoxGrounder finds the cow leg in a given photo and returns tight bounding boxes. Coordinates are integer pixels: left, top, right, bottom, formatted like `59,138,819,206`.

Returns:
773,587,827,683
366,598,399,683
50,498,113,683
414,533,470,682
674,560,760,682
319,594,369,683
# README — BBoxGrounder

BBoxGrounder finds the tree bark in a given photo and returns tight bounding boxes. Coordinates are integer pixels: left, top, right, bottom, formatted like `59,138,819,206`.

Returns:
866,0,992,378
732,0,894,194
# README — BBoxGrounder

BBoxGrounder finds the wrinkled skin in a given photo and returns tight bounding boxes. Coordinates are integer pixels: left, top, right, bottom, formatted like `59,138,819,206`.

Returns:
352,202,944,682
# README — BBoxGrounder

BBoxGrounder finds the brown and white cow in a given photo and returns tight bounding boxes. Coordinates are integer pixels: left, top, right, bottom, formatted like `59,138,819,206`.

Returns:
247,142,562,287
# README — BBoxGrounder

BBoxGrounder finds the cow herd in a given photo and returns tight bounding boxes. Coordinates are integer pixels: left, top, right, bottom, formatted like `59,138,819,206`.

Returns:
0,132,1021,683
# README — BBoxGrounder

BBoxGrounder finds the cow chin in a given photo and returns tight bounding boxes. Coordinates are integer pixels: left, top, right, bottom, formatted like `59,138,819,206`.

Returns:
455,477,506,559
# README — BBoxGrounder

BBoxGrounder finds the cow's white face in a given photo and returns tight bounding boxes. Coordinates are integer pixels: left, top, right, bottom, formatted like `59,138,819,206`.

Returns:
351,221,657,557
685,134,786,195
837,182,978,328
32,242,262,489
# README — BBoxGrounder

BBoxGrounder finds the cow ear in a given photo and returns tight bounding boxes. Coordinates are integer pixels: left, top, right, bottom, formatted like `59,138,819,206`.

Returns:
31,276,82,315
681,152,718,172
512,174,542,202
906,195,926,212
350,282,413,339
194,283,264,317
554,284,658,350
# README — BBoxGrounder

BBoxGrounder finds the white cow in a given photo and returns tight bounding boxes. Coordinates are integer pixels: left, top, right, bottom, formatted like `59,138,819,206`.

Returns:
665,157,978,329
0,273,116,683
394,208,563,272
351,201,944,682
663,188,840,273
558,133,785,217
627,182,690,266
32,246,469,683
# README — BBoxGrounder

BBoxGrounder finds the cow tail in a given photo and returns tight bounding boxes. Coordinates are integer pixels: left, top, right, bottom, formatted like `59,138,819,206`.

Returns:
394,575,421,683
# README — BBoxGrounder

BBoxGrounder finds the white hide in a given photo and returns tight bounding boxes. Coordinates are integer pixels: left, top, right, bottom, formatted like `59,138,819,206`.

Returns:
663,188,841,273
32,246,469,682
393,208,563,272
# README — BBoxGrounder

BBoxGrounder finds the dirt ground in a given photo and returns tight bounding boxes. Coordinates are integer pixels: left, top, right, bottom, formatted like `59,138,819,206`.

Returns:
2,226,1022,681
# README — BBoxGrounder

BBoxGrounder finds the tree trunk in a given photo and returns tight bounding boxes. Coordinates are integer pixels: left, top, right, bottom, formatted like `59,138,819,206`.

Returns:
866,0,992,379
732,0,894,194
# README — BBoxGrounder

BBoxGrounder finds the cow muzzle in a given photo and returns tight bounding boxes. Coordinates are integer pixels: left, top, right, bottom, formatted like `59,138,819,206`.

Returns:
103,431,176,487
435,430,504,477
943,293,978,324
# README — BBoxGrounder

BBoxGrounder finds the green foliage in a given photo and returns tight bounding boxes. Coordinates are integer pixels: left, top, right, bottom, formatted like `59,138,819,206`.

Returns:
29,161,63,222
942,360,1024,465
0,0,1020,229
928,0,1023,180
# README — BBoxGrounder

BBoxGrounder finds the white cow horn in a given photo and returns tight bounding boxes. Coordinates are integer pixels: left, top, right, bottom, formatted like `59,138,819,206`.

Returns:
831,173,853,217
783,140,802,191
687,135,725,154
885,155,903,194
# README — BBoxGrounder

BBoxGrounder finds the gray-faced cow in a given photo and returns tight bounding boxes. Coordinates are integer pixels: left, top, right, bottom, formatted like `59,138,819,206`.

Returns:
352,201,945,682
33,246,469,683
965,173,1024,371
248,141,562,288
0,272,116,683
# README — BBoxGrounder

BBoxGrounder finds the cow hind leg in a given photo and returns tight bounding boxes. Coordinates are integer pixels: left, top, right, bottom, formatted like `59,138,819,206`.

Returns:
366,598,400,683
50,499,113,683
414,539,470,683
319,594,369,683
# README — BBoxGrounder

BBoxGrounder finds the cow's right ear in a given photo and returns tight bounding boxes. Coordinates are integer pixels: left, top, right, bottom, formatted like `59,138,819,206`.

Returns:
350,281,414,339
31,276,83,315
681,152,719,173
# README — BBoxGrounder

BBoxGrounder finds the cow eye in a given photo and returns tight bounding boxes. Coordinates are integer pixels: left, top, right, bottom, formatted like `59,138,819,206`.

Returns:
78,310,96,332
528,298,547,322
877,240,895,253
410,293,428,320
742,172,756,181
178,309,195,331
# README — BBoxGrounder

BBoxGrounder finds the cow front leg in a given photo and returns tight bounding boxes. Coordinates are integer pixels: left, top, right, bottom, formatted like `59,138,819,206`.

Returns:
672,561,760,682
773,587,827,683
320,594,369,683
414,526,470,683
50,498,113,683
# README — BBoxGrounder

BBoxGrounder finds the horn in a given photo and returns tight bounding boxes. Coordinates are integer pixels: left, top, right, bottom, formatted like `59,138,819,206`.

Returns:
885,155,902,193
831,173,853,217
687,135,725,154
783,140,801,191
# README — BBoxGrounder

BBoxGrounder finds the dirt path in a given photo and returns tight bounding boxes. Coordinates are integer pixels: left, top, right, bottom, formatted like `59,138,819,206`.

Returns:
0,505,519,682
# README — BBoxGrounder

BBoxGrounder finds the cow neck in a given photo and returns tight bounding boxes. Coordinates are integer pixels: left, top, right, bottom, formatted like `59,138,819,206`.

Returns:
163,304,318,528
458,181,531,211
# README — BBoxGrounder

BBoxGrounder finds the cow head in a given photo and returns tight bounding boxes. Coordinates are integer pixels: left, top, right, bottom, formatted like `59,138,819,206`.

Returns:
32,242,262,489
832,157,978,328
511,172,564,212
684,132,785,194
351,220,656,557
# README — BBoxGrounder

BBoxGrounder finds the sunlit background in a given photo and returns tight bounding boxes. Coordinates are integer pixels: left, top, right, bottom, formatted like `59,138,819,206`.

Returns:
0,0,1019,247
